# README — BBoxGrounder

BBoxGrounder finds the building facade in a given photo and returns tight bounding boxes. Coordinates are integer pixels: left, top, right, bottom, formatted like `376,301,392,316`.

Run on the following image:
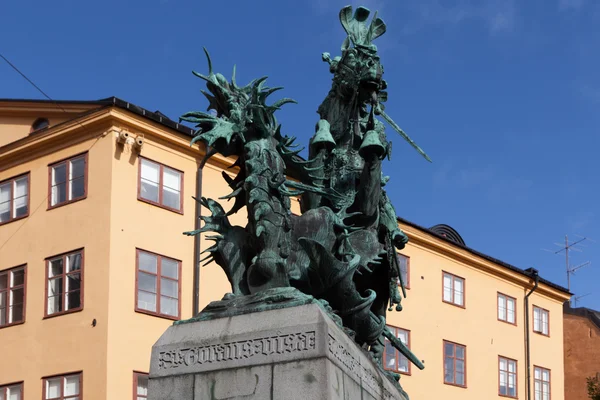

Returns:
563,304,600,400
0,98,570,400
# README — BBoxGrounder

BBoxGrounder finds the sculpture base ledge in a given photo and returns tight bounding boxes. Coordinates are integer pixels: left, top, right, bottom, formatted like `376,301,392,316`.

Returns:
149,303,408,400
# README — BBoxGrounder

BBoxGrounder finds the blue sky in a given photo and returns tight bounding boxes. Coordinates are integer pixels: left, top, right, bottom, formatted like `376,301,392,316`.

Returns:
2,0,599,308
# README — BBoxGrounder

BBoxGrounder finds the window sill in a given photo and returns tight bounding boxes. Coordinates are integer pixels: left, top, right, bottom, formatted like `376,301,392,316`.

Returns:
444,382,467,389
498,319,517,327
47,195,87,211
442,299,466,309
135,308,180,321
0,320,25,330
533,330,550,337
0,214,29,227
44,307,83,319
137,197,183,215
499,393,518,399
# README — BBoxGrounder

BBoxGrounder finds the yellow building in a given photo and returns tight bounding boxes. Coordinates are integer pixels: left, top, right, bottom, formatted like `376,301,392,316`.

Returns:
0,98,570,400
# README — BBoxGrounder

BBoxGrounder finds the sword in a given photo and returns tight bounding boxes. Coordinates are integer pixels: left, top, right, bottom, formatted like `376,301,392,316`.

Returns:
379,109,432,163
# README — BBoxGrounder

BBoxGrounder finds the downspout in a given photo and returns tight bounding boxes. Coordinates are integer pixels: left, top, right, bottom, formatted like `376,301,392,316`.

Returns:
192,163,203,316
524,267,539,400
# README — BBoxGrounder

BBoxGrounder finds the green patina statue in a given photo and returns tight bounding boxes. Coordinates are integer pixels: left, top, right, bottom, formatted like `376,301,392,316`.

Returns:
181,5,430,396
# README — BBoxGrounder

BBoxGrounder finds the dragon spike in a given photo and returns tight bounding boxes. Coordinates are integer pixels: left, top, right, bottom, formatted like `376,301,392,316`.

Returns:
183,229,202,236
199,254,213,264
202,258,215,267
379,109,432,163
231,64,237,87
203,47,213,76
270,98,298,109
219,186,243,200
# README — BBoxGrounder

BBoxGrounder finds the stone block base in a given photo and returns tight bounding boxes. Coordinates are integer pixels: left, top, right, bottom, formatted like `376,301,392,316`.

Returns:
149,303,407,400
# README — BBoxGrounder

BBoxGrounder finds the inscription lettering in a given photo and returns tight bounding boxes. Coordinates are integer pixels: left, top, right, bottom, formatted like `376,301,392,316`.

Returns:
327,335,395,400
158,331,316,370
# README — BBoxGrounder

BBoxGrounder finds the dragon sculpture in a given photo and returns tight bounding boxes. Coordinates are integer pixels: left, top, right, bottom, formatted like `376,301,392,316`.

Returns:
182,5,430,396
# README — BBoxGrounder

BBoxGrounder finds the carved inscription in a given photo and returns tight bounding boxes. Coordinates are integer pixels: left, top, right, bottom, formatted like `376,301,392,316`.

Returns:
158,331,316,370
327,335,395,400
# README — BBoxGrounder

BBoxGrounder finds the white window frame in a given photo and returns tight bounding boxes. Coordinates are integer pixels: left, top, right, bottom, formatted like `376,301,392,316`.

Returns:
533,306,549,336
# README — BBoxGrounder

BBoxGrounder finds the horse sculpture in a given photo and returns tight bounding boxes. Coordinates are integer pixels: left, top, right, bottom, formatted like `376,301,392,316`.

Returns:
181,5,430,396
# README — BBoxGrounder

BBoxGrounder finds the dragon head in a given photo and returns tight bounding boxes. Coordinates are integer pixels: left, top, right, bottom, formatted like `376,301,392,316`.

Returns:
181,48,297,157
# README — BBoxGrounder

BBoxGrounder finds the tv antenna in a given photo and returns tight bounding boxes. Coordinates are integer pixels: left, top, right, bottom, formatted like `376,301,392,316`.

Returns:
542,235,594,305
573,293,592,307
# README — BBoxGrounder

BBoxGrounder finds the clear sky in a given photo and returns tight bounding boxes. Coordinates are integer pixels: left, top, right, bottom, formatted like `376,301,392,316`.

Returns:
2,0,599,309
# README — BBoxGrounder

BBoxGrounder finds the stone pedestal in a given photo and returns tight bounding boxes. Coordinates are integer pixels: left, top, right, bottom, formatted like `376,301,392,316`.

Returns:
149,303,407,400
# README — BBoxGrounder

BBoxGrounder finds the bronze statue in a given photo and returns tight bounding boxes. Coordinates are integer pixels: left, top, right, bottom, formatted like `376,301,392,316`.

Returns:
182,5,430,396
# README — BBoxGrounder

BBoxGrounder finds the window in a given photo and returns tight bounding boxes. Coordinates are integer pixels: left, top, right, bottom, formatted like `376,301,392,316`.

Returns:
383,326,410,375
0,265,26,328
0,174,29,225
136,250,180,319
533,306,549,336
134,372,148,400
396,253,410,289
442,272,465,307
534,366,550,400
46,250,83,317
0,382,23,399
498,293,516,325
49,154,87,208
499,356,517,398
138,158,183,213
443,340,466,387
43,373,81,400
31,117,50,132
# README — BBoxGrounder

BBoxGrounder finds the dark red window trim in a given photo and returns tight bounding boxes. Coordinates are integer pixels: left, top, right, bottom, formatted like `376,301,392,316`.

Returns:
498,355,518,398
442,271,466,308
0,380,23,399
533,305,550,337
42,371,82,400
497,292,517,326
533,365,551,400
396,253,410,290
133,371,149,400
383,325,411,376
135,249,181,321
443,340,467,388
137,157,184,214
0,172,30,227
44,249,84,319
48,152,88,210
0,264,27,329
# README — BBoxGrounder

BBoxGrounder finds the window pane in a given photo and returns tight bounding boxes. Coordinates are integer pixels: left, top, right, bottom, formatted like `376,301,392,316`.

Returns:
456,346,465,359
0,182,11,222
455,359,465,374
7,385,22,400
456,372,465,386
163,167,181,191
139,252,157,273
0,273,7,290
138,272,157,293
138,291,157,312
49,258,64,277
162,186,180,210
49,277,64,297
160,278,178,298
14,177,28,218
10,303,23,323
454,278,463,293
53,164,67,185
52,182,67,205
71,157,85,179
0,294,6,325
534,368,541,380
137,375,148,395
141,160,160,202
454,290,463,306
67,253,82,272
65,375,80,395
542,370,549,381
444,342,454,357
500,358,507,371
160,296,178,316
70,176,85,200
67,290,81,310
46,378,61,398
67,273,81,292
12,269,24,286
398,355,409,372
11,287,24,305
509,360,516,373
48,295,63,314
444,357,454,382
161,259,178,279
384,339,396,369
